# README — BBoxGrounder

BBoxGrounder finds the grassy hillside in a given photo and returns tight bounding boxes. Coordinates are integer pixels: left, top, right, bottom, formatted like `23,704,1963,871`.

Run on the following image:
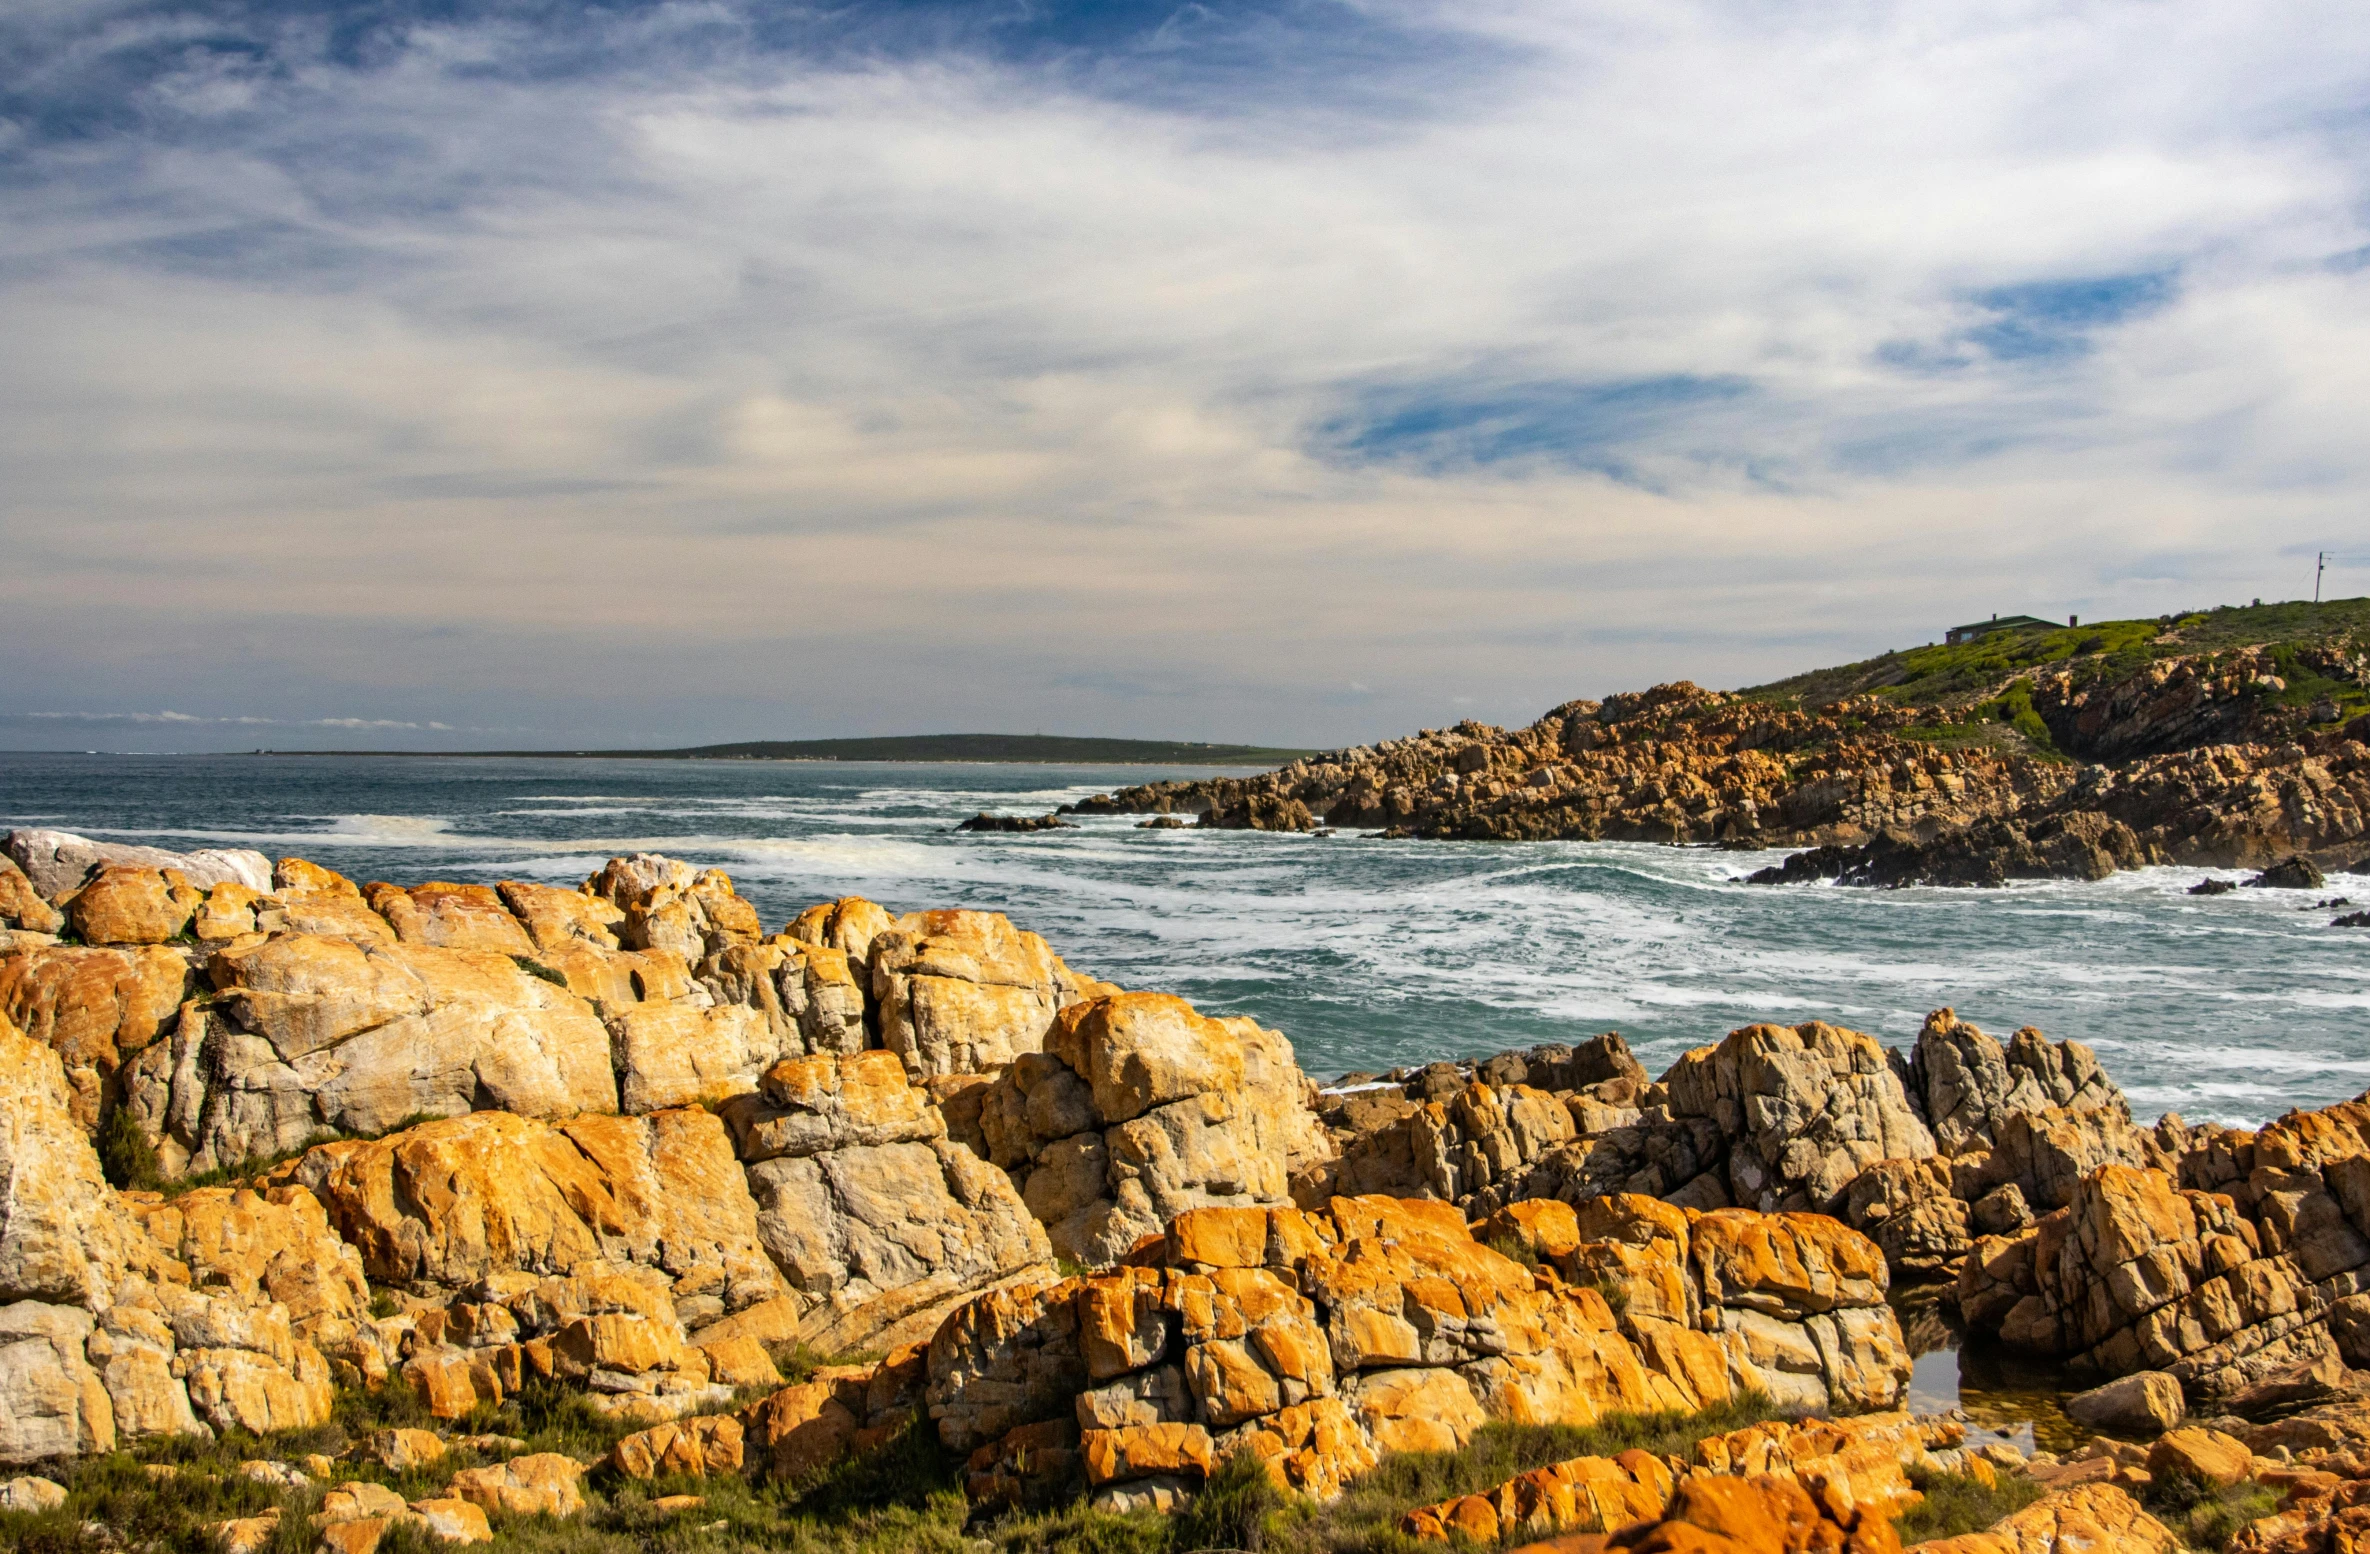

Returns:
1744,597,2370,711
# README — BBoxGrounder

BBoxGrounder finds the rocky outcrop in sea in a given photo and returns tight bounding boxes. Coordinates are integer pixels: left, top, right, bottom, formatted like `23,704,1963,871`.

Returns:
13,825,2370,1551
1056,636,2370,888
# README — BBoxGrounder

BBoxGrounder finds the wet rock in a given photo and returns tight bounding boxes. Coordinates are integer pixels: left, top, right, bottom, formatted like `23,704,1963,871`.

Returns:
2249,856,2328,890
2190,878,2238,896
956,813,1075,832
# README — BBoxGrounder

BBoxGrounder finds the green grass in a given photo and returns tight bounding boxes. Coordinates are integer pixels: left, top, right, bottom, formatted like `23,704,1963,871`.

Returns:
1741,596,2370,715
1894,1467,2045,1544
0,1386,1790,1554
2144,1472,2282,1553
1263,1396,1785,1554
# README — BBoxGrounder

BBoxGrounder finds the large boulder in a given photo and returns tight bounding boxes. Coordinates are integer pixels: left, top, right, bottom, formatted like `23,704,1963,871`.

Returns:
717,1051,1058,1353
0,943,191,1128
0,1010,331,1462
4,830,270,901
1665,1021,1937,1212
976,992,1332,1266
162,933,620,1174
290,1108,786,1329
870,910,1084,1078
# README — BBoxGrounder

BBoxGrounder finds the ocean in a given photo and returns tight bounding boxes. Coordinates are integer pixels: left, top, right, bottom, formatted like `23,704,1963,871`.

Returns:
5,751,2365,1129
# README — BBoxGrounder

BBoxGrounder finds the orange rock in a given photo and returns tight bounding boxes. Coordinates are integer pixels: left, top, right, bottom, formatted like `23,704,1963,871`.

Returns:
2145,1428,2253,1488
1349,1366,1486,1453
607,1415,743,1479
68,867,203,945
405,1499,492,1545
443,1453,585,1517
695,1334,781,1389
0,943,188,1125
364,884,536,958
740,1381,858,1480
1081,1421,1213,1485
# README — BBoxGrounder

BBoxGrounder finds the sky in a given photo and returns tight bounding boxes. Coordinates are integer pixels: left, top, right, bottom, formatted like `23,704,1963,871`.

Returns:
4,0,2369,752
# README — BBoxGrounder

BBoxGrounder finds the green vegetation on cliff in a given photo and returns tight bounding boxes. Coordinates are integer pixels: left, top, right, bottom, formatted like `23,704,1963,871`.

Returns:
1745,596,2370,712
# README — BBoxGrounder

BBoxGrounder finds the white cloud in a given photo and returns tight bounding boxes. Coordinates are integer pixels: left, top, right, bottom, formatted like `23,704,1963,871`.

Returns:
2,1,2367,748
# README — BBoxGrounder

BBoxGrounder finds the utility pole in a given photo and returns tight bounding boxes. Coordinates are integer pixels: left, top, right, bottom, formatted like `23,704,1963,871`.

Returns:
2318,551,2328,604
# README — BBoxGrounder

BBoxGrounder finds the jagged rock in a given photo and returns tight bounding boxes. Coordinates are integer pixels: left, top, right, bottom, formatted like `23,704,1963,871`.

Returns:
976,992,1330,1266
785,897,898,985
1665,1021,1937,1213
0,942,190,1128
1842,1158,1971,1277
2066,1372,2185,1435
869,909,1082,1078
0,858,62,934
927,1198,1909,1508
1906,1010,2124,1155
1955,1161,2337,1403
0,1009,332,1461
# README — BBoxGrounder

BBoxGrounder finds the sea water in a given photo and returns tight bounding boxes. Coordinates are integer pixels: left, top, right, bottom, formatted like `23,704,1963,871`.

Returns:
6,751,2366,1129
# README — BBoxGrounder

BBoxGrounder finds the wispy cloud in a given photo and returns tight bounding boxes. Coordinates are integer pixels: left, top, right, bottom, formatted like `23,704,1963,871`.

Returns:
15,711,456,729
3,1,2369,749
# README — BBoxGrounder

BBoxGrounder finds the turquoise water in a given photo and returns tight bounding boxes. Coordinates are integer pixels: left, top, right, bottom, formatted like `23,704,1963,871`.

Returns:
5,751,2366,1127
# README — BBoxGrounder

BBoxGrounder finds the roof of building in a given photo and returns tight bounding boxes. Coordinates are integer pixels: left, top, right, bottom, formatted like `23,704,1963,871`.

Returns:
1946,614,2060,637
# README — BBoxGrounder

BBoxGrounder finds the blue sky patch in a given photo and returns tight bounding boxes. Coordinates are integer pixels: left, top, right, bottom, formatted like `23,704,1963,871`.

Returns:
1322,374,1756,477
1965,269,2177,360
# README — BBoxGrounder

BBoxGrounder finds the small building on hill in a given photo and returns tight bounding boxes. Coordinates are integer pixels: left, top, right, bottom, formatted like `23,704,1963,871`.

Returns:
1944,613,2069,646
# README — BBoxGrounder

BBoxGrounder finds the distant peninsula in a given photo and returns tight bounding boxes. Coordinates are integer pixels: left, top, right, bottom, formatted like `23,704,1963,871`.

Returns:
262,733,1318,765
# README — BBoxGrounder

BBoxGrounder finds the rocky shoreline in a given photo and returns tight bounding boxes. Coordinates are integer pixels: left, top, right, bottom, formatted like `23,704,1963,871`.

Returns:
7,825,2370,1553
1054,622,2370,890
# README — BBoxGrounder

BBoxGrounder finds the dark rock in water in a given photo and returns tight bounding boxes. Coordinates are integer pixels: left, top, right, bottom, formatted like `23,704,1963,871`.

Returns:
955,812,1075,833
1135,816,1188,830
2334,911,2370,928
2246,855,2326,889
1746,847,1853,884
1752,813,2146,889
2189,877,2237,896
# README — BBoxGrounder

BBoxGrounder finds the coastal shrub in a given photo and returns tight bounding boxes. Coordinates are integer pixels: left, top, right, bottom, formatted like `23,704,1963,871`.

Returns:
1894,1466,2043,1543
1171,1449,1288,1551
96,1102,162,1190
2145,1471,2280,1552
510,954,571,988
1267,1395,1783,1554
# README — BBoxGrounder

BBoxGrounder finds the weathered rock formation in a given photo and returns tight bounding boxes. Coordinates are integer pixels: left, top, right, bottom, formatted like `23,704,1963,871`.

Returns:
0,1008,334,1464
975,992,1333,1265
926,1196,1912,1513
